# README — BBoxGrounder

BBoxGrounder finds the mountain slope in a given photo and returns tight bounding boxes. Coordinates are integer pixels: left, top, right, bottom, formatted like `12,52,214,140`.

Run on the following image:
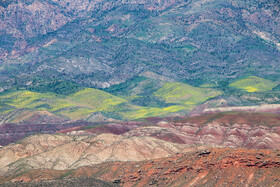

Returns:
229,76,278,92
154,82,221,107
0,0,280,91
0,0,280,122
0,78,225,121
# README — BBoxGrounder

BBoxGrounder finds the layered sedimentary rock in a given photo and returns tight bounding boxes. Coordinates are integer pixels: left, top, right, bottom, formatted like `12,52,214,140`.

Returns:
0,133,196,176
3,147,280,187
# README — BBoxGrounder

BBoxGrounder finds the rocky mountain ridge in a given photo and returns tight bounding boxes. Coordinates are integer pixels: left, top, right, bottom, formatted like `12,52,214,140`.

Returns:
1,0,280,89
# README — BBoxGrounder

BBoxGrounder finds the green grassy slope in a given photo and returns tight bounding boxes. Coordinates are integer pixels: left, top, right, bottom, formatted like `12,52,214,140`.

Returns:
229,76,278,92
109,80,223,119
1,75,279,122
154,82,222,107
104,75,171,107
0,81,223,121
0,89,128,120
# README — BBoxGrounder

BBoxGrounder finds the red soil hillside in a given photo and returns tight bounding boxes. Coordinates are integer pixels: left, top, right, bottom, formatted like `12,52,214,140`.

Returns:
3,147,280,187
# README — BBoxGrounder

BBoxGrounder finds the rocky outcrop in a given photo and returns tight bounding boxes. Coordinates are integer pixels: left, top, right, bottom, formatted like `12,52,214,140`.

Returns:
88,148,280,187
3,147,280,187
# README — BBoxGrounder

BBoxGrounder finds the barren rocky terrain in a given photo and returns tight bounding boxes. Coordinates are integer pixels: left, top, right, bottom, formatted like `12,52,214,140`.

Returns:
0,133,199,176
2,147,280,187
0,112,279,186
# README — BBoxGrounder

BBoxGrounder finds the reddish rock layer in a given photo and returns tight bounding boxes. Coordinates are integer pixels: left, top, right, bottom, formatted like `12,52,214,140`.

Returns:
3,147,280,187
178,112,280,126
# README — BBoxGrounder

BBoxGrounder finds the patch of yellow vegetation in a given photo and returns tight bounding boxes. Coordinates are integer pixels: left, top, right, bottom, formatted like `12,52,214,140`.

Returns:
4,91,41,108
0,89,131,120
229,76,277,92
245,86,258,92
48,99,76,111
154,82,222,105
162,105,187,112
71,88,126,110
0,84,220,120
124,108,156,119
57,108,94,120
121,105,188,120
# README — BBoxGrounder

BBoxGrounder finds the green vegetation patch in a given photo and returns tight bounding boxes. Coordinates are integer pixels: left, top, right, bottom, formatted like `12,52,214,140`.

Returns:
153,82,222,106
0,81,223,121
28,79,82,95
229,76,278,92
0,88,129,120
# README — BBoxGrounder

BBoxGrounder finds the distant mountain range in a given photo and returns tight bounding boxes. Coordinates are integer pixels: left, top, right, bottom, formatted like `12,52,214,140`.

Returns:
0,0,280,121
